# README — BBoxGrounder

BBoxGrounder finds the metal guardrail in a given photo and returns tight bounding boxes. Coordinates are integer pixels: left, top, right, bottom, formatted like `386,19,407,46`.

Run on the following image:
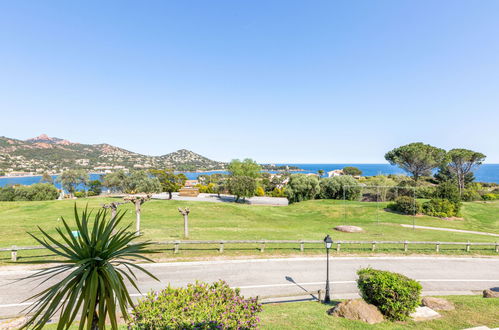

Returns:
1,240,498,261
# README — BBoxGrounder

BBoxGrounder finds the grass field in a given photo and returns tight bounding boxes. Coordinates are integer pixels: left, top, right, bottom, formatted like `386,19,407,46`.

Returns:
40,295,499,329
260,296,499,329
0,198,498,263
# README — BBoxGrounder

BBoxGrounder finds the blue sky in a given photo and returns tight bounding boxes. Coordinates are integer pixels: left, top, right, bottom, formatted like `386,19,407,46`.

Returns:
1,1,498,163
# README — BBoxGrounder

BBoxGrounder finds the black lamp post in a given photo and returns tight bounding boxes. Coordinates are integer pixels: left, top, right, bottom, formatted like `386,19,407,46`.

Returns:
323,234,333,303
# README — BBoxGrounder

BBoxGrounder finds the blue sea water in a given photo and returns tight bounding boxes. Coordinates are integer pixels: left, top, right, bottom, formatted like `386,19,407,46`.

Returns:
1,164,499,188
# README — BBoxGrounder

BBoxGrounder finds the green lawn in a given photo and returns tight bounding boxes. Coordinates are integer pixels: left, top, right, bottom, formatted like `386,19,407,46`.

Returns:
260,296,499,329
0,198,498,263
41,295,499,329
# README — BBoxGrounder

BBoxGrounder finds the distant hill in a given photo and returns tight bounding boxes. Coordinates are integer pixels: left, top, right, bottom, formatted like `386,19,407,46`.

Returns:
0,134,225,174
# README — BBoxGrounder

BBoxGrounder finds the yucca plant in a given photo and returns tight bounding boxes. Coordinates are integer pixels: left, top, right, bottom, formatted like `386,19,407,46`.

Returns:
21,205,158,329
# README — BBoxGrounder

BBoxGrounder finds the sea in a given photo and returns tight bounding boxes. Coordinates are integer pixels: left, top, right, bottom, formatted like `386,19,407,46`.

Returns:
1,164,499,189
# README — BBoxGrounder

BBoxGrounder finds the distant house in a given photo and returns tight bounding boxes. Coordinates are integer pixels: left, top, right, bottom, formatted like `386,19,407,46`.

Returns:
327,169,344,177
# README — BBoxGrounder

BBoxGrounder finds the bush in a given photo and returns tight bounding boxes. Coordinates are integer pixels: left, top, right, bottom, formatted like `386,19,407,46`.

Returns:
0,186,16,201
74,191,85,198
255,186,265,196
461,189,482,202
357,268,422,321
196,183,216,194
423,198,460,217
5,183,59,201
319,176,361,200
434,181,461,203
285,174,320,203
131,281,262,329
482,193,499,201
270,187,286,197
388,196,421,215
414,185,436,199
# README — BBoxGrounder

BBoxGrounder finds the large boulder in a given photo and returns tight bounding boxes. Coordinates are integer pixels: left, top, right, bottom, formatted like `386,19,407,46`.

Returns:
483,289,499,298
334,225,364,233
421,297,455,311
327,299,384,324
410,306,441,321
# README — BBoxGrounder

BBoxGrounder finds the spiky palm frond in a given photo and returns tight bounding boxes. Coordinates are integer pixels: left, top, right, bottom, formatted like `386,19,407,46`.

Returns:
21,205,158,330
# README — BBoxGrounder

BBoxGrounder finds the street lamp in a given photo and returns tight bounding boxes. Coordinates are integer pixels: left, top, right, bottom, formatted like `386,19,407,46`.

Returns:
323,234,333,303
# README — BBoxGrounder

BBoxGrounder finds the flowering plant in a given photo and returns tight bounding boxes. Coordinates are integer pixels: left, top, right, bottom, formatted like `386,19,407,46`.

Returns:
131,280,262,329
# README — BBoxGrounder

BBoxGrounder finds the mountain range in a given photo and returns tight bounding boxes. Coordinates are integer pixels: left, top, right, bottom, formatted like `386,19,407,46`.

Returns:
0,134,225,174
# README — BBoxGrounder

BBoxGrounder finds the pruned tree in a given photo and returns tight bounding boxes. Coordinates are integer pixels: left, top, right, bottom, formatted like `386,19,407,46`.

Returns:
385,143,447,181
447,149,486,194
124,194,151,236
102,201,127,219
178,207,190,238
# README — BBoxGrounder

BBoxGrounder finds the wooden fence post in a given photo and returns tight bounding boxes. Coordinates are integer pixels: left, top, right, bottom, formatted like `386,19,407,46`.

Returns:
174,242,179,254
318,290,322,302
219,242,224,253
466,241,471,252
260,241,265,253
436,242,440,253
11,246,17,262
300,241,304,252
495,242,499,253
336,242,341,252
371,242,376,252
404,241,408,252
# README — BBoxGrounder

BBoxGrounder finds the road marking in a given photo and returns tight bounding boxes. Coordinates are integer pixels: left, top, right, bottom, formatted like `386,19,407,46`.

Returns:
1,279,498,309
2,256,498,276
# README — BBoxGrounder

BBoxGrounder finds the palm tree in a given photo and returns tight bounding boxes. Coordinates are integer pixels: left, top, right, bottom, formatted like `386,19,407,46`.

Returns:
22,205,158,329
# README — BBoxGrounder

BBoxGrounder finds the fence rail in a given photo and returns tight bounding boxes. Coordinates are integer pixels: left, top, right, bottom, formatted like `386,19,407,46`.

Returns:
2,239,498,261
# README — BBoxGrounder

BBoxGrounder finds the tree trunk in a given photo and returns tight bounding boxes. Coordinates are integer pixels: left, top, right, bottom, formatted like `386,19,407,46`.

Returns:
168,191,172,200
184,214,188,238
135,201,141,236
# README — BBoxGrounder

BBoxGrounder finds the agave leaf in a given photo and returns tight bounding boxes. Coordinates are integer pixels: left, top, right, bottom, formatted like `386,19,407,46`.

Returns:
21,204,158,329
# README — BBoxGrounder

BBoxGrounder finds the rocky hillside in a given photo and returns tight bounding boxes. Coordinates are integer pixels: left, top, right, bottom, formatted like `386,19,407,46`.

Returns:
0,134,225,173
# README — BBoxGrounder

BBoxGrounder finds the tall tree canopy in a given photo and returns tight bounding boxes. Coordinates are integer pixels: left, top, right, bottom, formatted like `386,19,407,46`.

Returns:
57,170,88,196
384,143,447,181
228,159,261,178
150,169,187,199
447,149,486,193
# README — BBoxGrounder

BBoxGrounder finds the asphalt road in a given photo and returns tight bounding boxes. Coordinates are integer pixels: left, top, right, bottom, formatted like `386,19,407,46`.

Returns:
1,256,498,318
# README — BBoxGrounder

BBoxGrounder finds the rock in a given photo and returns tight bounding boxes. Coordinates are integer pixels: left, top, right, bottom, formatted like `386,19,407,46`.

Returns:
483,289,499,298
334,225,364,233
410,306,441,321
327,299,384,324
421,297,455,311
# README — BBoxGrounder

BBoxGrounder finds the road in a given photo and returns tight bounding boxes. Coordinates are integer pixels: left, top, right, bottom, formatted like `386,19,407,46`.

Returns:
1,256,498,318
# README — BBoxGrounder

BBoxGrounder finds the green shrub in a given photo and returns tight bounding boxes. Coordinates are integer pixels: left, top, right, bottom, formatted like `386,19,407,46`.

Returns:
357,268,422,321
286,174,320,203
255,186,265,196
414,185,436,199
319,176,361,200
434,181,461,203
461,189,482,202
131,281,262,329
482,193,499,201
7,183,59,201
388,196,421,215
270,187,286,197
0,186,16,201
422,198,460,217
74,191,85,198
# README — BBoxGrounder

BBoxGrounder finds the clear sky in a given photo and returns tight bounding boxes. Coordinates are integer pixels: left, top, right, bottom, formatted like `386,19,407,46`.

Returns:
1,1,498,163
